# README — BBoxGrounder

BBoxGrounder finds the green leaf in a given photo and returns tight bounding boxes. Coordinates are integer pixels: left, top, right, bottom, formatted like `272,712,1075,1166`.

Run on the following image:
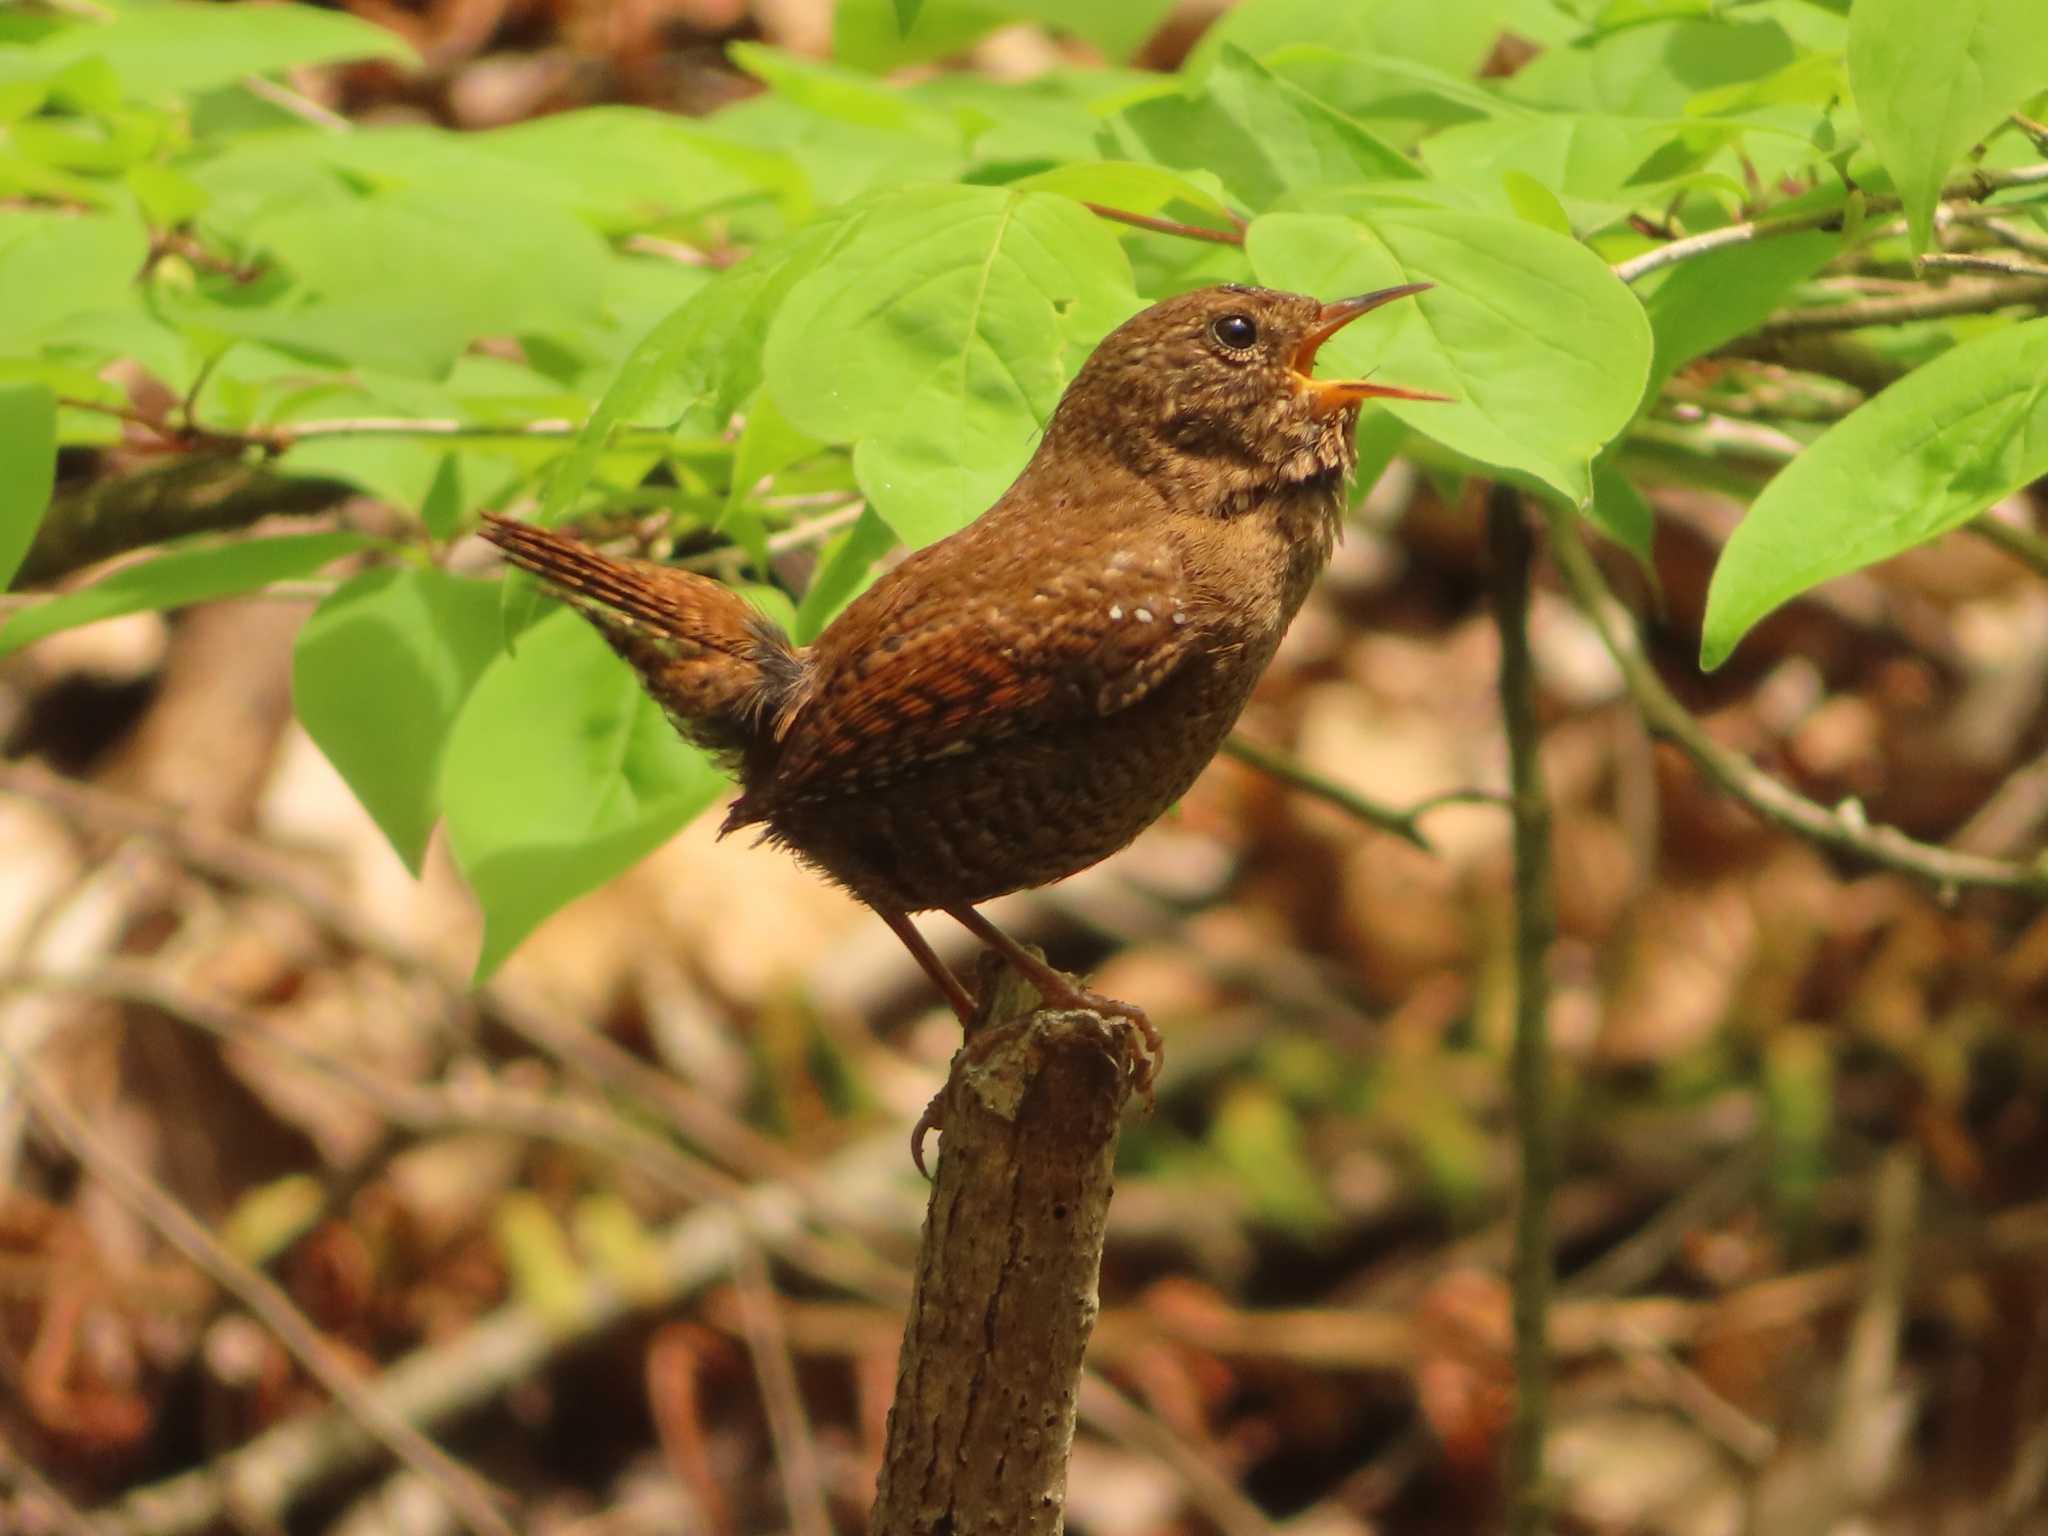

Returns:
1417,113,1719,234
1009,160,1237,224
440,610,725,978
1114,46,1418,212
1641,229,1839,391
420,453,464,542
1702,316,2048,669
0,382,56,590
0,211,149,350
1848,0,2048,253
470,108,803,234
794,503,897,642
1504,17,1798,117
1188,0,1507,80
1247,209,1652,506
242,187,610,377
293,568,501,872
764,184,1136,546
839,0,1174,68
724,389,819,574
34,2,415,98
895,0,924,31
0,532,376,657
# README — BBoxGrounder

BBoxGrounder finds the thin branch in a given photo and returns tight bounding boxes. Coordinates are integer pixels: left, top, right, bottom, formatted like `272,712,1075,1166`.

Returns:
1760,276,2048,333
1545,508,2048,897
1487,485,1556,1536
238,74,352,133
1613,206,1844,284
0,1050,517,1536
729,1242,833,1536
1612,160,2048,284
1221,735,1504,850
1964,510,2048,579
1919,250,2048,281
1978,215,2048,262
1082,202,1245,246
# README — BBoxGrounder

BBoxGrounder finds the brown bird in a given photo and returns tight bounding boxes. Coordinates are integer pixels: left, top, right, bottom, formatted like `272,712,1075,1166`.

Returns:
481,281,1443,1164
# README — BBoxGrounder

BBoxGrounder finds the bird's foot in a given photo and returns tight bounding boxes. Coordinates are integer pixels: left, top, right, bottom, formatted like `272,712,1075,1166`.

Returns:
909,1016,1033,1178
1029,981,1161,1109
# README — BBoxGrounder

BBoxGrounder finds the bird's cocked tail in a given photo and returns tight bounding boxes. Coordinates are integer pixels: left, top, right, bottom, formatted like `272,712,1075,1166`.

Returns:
479,513,806,770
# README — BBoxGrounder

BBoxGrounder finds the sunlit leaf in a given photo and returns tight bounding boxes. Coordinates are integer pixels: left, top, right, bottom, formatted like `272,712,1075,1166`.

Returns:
1248,209,1652,506
1702,316,2048,668
764,183,1136,546
1849,0,2048,252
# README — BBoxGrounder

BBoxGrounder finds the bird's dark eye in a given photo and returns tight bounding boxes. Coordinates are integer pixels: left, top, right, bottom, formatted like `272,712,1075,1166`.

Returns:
1209,313,1258,351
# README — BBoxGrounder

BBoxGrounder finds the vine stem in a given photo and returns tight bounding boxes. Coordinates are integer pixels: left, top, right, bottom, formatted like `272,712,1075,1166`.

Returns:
1486,484,1556,1536
1544,507,2048,897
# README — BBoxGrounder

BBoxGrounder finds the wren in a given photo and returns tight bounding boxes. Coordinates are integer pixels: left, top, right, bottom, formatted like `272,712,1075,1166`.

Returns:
481,282,1443,1166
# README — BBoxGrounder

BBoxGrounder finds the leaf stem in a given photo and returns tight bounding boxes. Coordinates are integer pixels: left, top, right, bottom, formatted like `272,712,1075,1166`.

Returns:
1082,201,1245,247
1220,734,1503,849
1545,506,2048,897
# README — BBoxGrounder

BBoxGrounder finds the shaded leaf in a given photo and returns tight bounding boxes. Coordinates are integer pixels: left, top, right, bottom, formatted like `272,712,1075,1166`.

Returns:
441,610,725,978
0,531,376,656
293,567,502,872
0,381,56,590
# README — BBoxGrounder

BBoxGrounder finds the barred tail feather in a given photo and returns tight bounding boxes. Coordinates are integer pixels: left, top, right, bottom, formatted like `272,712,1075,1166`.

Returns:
478,513,806,770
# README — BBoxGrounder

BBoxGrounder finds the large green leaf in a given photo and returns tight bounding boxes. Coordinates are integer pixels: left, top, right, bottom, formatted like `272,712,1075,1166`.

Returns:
0,211,148,349
34,2,414,98
0,531,376,657
1702,316,2048,669
293,567,503,873
240,187,611,378
1113,46,1419,213
0,382,56,590
763,183,1137,547
1849,0,2048,253
1248,209,1652,506
440,610,726,978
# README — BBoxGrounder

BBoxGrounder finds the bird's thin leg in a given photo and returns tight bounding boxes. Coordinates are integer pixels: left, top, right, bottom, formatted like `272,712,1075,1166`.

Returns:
877,907,993,1178
941,903,1162,1097
877,907,977,1025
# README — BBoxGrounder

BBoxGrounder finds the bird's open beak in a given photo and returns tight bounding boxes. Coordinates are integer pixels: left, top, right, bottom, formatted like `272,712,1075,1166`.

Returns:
1291,283,1451,415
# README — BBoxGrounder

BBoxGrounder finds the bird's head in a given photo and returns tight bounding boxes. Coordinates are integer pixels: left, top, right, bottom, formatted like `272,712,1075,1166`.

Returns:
1050,282,1446,495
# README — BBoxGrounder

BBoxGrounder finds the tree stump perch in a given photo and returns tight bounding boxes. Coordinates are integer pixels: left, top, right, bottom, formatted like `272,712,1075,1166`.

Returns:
868,953,1139,1536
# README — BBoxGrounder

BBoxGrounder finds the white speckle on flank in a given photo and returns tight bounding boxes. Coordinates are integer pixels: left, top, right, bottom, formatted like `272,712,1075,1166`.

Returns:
1171,612,1188,626
1134,607,1153,623
1108,604,1123,621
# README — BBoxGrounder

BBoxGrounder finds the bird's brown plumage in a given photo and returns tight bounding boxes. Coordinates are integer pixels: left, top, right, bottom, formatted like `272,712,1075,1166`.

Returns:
480,280,1439,1129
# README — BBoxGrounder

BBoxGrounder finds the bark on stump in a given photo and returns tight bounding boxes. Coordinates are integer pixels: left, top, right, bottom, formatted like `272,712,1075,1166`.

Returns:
868,955,1138,1536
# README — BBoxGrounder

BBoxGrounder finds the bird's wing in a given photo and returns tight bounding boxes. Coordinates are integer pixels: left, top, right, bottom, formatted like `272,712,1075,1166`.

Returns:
759,529,1200,802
